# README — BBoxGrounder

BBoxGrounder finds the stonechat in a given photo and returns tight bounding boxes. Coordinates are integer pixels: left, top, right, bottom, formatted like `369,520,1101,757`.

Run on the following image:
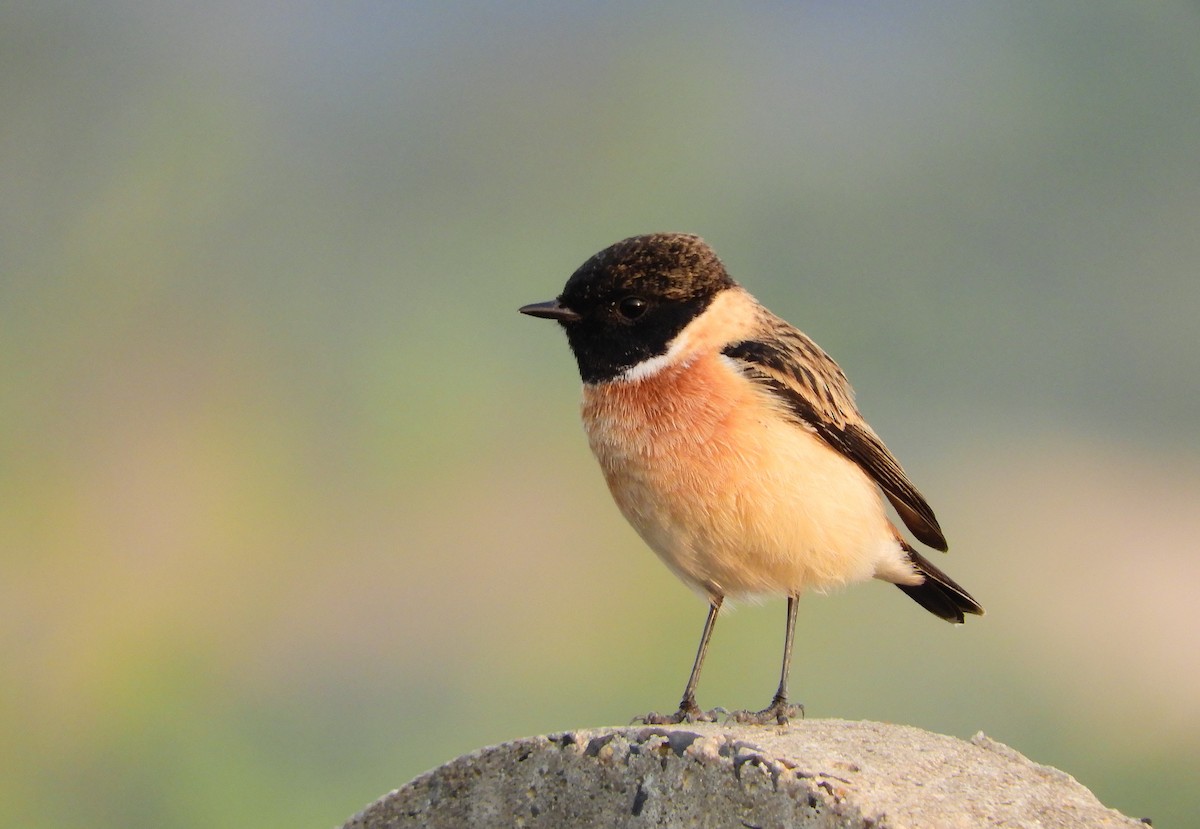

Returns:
520,233,982,725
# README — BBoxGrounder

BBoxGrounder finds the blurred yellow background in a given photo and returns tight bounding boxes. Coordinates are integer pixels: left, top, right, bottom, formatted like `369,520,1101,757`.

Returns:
2,3,1198,827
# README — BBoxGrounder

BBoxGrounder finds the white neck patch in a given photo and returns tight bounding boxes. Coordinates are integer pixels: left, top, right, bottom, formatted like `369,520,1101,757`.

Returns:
606,287,755,385
618,350,674,382
616,327,694,382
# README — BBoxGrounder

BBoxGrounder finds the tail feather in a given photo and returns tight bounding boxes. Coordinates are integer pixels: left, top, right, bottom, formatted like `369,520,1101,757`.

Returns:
896,543,984,624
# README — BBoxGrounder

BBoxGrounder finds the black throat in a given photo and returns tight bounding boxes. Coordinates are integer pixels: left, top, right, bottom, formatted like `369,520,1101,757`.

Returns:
561,294,712,384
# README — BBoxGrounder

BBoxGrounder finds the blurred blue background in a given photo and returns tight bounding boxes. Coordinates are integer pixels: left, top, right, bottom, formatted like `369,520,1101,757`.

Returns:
2,2,1198,826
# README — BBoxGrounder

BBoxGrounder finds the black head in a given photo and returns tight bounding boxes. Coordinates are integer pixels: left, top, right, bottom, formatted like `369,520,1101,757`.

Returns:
520,233,736,383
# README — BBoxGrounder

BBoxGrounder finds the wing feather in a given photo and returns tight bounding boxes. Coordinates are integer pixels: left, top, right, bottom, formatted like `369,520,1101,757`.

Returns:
722,322,948,551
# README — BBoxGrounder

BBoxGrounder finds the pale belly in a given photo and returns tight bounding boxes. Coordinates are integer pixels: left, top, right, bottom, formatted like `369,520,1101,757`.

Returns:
581,357,906,600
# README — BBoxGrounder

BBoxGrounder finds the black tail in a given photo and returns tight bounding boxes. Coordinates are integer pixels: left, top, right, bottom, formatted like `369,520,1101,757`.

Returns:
896,543,984,624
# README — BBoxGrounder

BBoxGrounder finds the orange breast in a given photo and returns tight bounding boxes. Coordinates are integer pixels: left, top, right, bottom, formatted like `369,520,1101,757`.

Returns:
583,352,750,457
580,352,899,599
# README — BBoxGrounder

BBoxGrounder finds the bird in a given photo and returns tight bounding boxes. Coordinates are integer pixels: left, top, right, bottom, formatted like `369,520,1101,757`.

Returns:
519,232,982,725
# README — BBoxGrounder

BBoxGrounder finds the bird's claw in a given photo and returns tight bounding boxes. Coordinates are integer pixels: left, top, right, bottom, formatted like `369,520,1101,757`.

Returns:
726,699,805,727
633,701,724,725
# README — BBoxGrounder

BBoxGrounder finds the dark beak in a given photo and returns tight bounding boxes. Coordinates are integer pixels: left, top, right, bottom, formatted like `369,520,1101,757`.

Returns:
519,299,581,322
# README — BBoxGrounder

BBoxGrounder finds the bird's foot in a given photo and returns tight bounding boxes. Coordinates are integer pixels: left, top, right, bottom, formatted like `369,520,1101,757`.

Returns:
633,699,724,725
727,696,804,726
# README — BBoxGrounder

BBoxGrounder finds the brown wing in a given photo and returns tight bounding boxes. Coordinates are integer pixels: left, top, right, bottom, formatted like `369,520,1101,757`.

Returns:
722,322,948,551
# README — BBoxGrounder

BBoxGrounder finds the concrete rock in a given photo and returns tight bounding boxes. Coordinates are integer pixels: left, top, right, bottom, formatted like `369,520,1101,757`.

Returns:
341,719,1145,828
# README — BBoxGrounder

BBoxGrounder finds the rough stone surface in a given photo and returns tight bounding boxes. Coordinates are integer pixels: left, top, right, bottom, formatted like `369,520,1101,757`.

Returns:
341,719,1145,829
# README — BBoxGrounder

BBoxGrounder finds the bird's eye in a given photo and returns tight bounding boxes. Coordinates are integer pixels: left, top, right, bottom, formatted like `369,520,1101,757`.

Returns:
617,296,648,320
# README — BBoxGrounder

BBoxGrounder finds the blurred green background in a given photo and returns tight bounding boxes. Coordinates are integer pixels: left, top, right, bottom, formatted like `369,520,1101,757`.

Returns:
2,2,1198,826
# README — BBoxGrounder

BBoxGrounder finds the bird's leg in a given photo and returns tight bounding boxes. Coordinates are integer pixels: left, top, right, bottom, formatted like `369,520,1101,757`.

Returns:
637,598,724,724
730,595,805,726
